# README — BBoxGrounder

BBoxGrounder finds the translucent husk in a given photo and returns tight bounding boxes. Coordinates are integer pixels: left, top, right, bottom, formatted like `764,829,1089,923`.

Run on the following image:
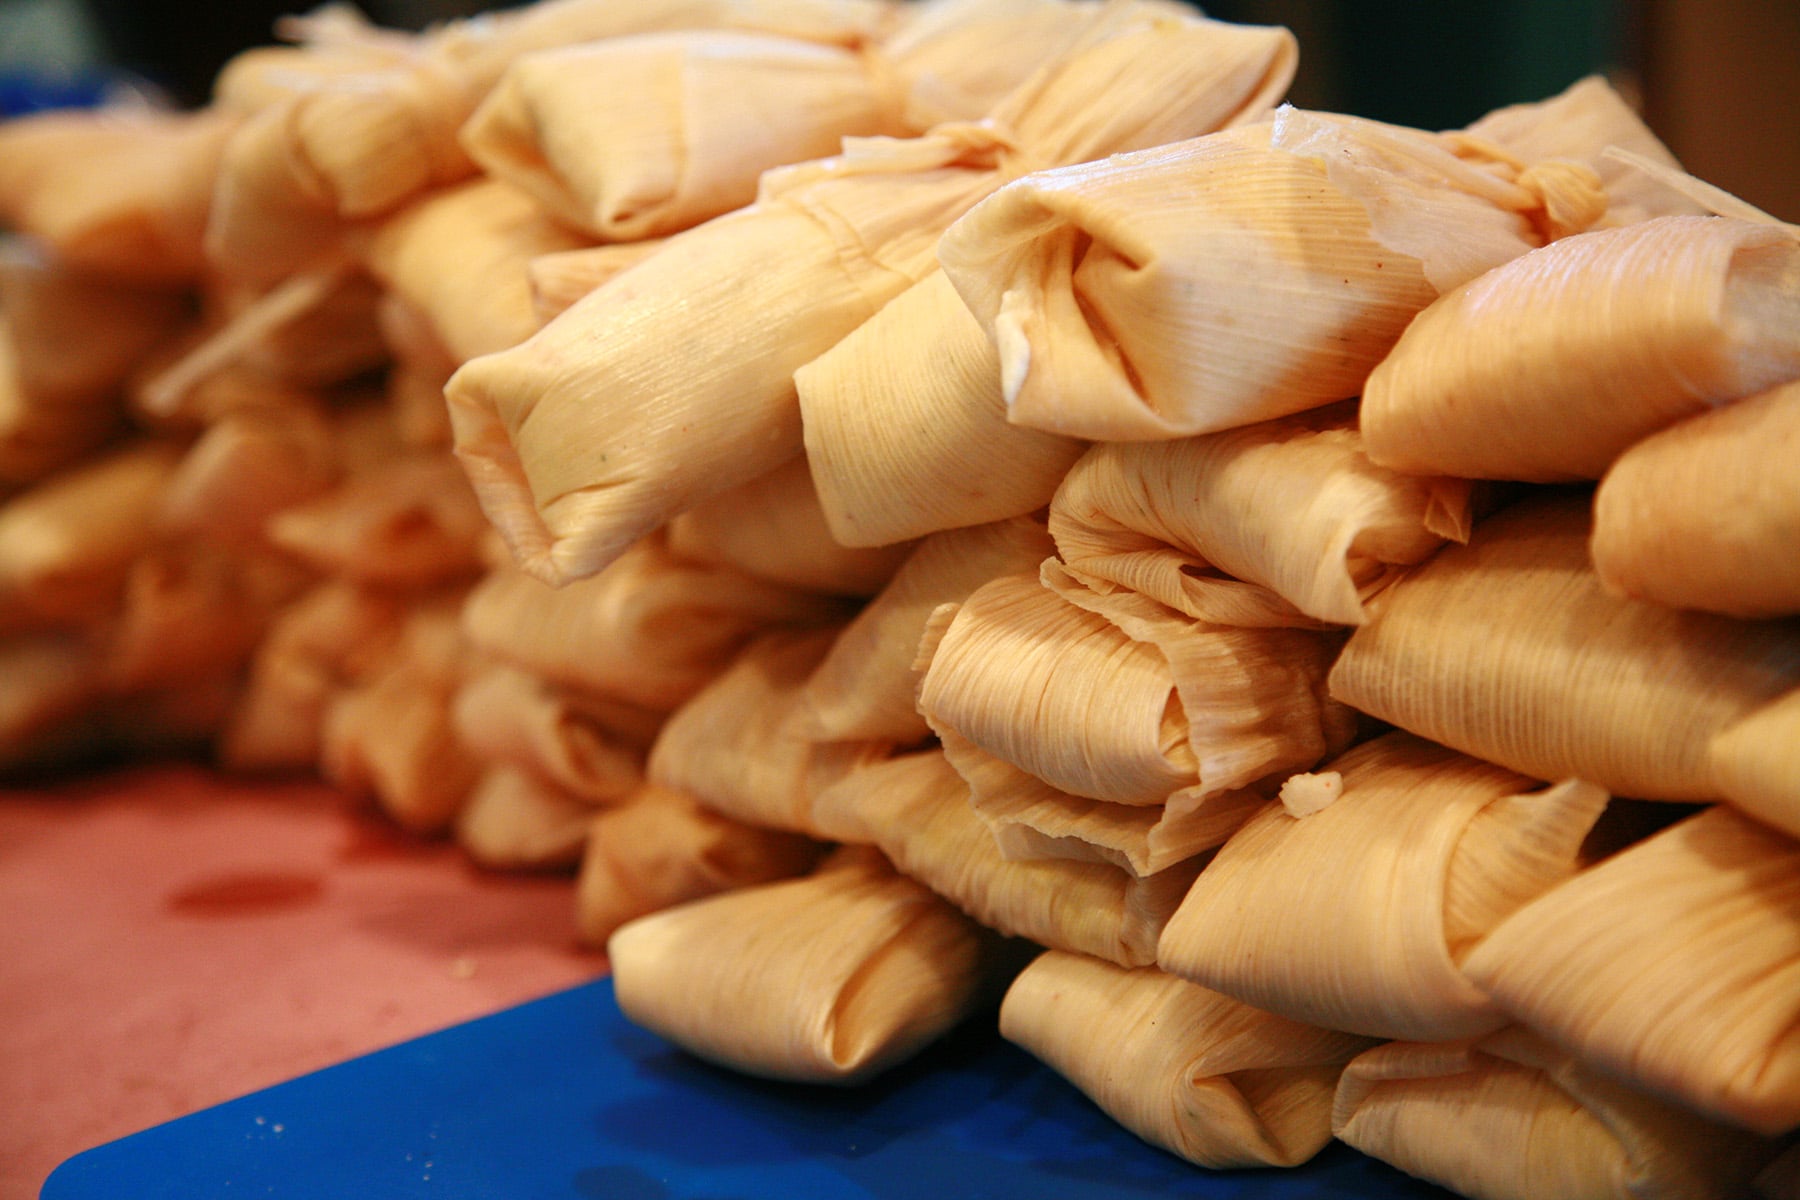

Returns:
647,628,890,835
608,846,1020,1084
1708,688,1800,841
0,105,238,283
1461,806,1800,1137
797,268,1086,546
574,781,824,946
1047,405,1473,627
363,178,589,363
809,749,1201,966
1001,951,1378,1168
1332,1028,1785,1200
798,515,1053,743
0,439,183,630
1592,380,1800,618
157,402,340,542
454,764,593,870
1157,731,1609,1041
446,5,1297,584
452,662,657,803
460,531,850,711
1329,492,1800,802
526,241,667,324
665,456,913,596
266,454,489,586
1361,215,1800,482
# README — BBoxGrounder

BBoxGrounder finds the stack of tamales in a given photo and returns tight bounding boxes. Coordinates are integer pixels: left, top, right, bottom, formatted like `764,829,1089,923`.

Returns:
0,1,1795,1195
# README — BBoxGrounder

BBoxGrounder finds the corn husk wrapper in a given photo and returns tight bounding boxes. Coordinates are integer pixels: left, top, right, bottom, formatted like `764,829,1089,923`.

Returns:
446,6,1297,584
1592,380,1800,619
1362,215,1800,482
376,293,460,442
1332,1028,1784,1200
1329,492,1800,802
363,179,590,364
461,533,850,712
810,750,1200,966
920,569,1345,807
1158,732,1609,1041
0,329,129,487
454,764,593,870
664,455,913,596
798,268,1086,546
575,781,824,946
210,8,420,114
1048,405,1473,628
452,662,657,803
799,515,1053,743
1708,689,1800,841
609,846,1021,1084
1461,805,1800,1136
228,272,388,391
218,580,409,770
203,0,895,281
937,103,1619,442
158,403,340,542
0,633,104,771
1002,951,1378,1168
648,628,890,834
266,454,488,587
125,326,328,430
320,596,480,833
0,106,237,283
527,241,667,325
0,440,183,630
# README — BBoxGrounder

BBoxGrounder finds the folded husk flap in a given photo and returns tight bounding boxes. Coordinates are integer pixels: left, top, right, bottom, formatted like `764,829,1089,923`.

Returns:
454,764,594,870
608,845,1021,1085
1157,731,1609,1042
1329,491,1800,802
452,662,657,803
266,454,489,587
1001,951,1378,1168
1332,1027,1785,1200
1462,805,1800,1137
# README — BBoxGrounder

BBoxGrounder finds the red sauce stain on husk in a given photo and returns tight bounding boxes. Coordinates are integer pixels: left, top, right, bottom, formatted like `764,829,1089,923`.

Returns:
165,871,324,917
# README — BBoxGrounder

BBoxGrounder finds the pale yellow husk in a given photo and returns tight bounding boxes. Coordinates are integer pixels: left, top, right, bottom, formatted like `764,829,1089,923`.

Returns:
1707,688,1800,841
452,662,657,804
0,326,129,487
1329,492,1800,802
664,455,914,596
446,4,1297,584
1047,404,1472,627
797,268,1086,547
809,749,1200,966
266,454,489,586
1461,805,1800,1137
575,781,824,946
647,628,890,834
526,242,668,325
1361,215,1800,482
1157,731,1608,1041
157,403,339,542
1332,1028,1784,1200
1592,380,1800,618
459,532,850,711
1001,951,1378,1168
608,846,1019,1084
798,515,1053,743
454,764,594,870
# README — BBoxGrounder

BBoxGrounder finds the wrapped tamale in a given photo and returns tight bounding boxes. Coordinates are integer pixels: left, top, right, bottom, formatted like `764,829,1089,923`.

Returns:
1002,951,1377,1168
1361,215,1800,481
452,662,658,804
527,242,668,324
1329,492,1800,802
1460,805,1800,1137
454,765,594,870
1592,379,1800,619
1157,732,1609,1042
0,327,128,487
1047,404,1472,627
446,4,1297,584
574,781,824,946
1708,688,1800,841
266,454,489,587
156,402,339,542
609,846,1023,1084
1333,1029,1783,1200
810,750,1199,967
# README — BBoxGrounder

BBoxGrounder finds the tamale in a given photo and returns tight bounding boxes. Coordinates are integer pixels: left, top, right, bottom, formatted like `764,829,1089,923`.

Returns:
452,662,656,803
1592,380,1800,618
1361,215,1800,481
0,329,129,486
1329,492,1800,802
526,242,668,324
1462,805,1800,1136
156,402,339,543
266,454,489,587
1708,688,1800,840
1156,732,1608,1042
609,846,1022,1084
1002,951,1377,1168
1333,1029,1783,1200
454,765,593,870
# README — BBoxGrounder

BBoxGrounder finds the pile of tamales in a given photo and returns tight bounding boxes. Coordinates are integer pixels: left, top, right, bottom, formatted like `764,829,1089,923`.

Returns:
1,0,1796,1194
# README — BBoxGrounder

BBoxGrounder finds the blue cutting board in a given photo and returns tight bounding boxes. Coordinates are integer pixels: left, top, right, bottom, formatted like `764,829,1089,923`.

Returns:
43,977,1453,1199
